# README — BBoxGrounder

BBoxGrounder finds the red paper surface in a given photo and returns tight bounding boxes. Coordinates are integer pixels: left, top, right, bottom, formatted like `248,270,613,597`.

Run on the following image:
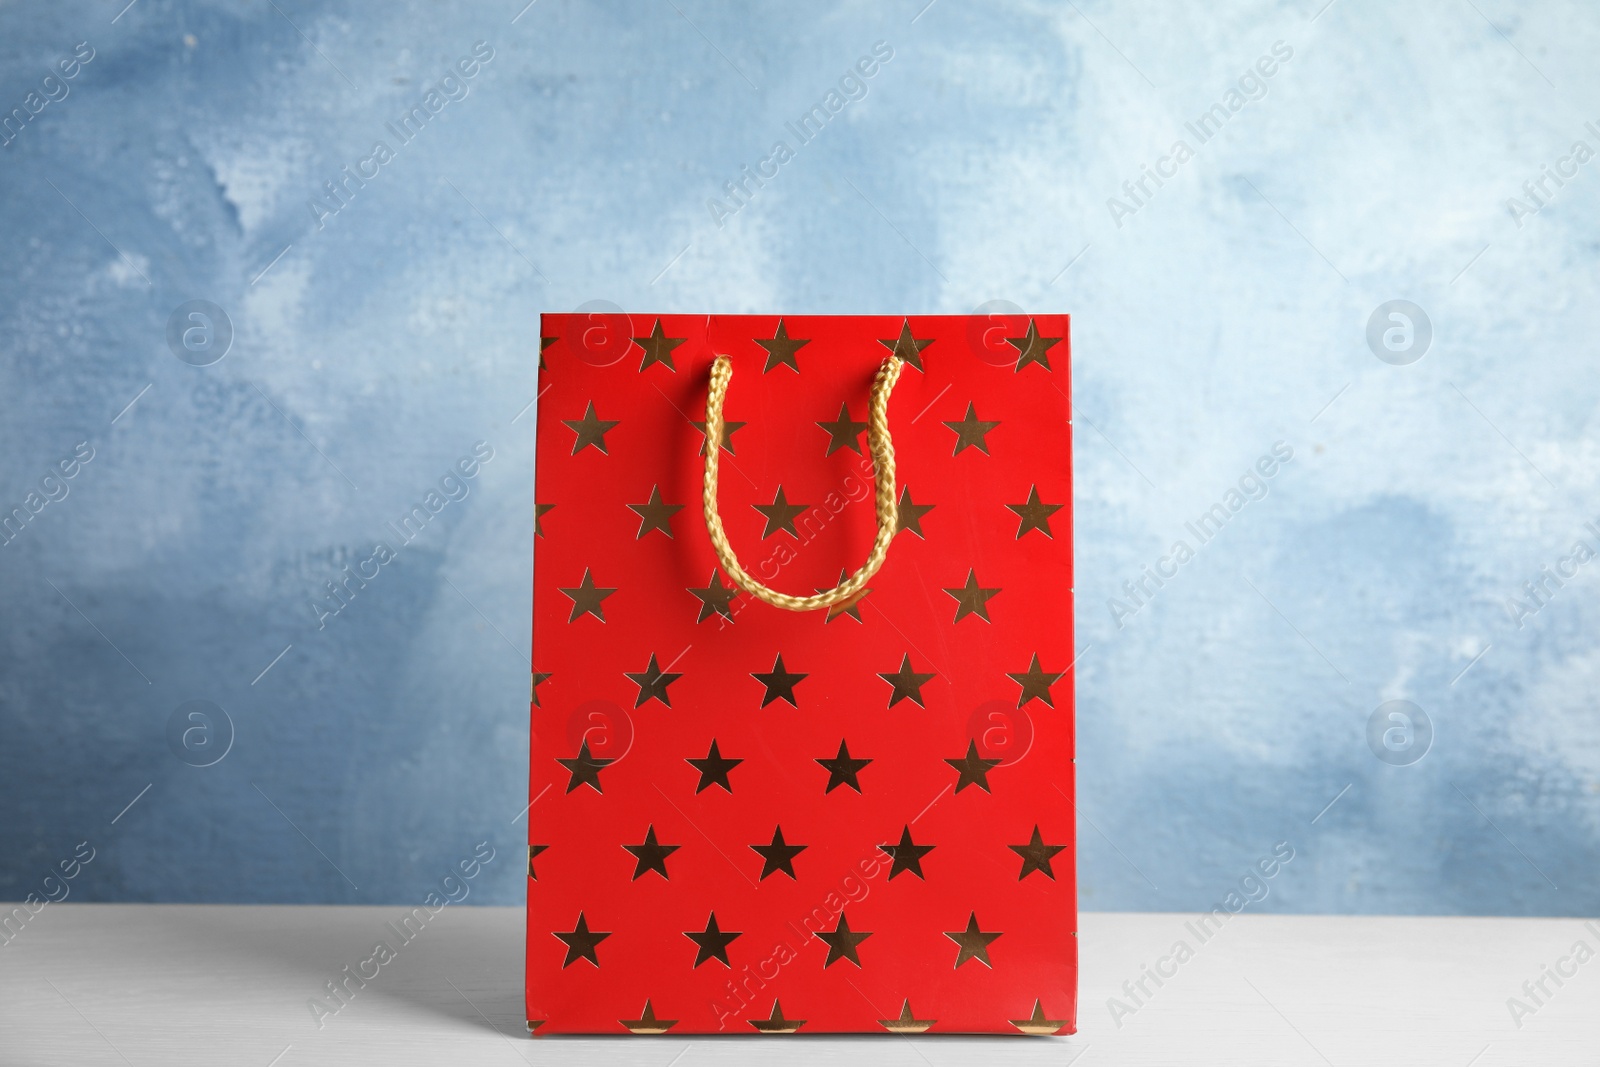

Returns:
528,313,1076,1035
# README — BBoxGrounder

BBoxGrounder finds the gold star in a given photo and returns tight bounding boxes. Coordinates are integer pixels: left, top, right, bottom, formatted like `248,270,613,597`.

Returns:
896,486,934,538
752,485,810,538
1009,999,1070,1035
553,911,610,968
944,568,1000,623
878,653,937,708
563,401,619,455
1008,825,1067,880
686,739,741,793
529,671,551,706
684,911,742,967
687,570,738,624
815,738,872,794
752,653,806,707
816,402,868,456
535,502,554,538
558,568,616,623
748,999,806,1034
620,999,678,1035
1007,485,1064,539
945,912,1001,969
622,824,680,881
628,485,683,538
556,739,613,794
750,824,806,880
878,319,934,372
625,652,683,708
539,333,555,372
1007,653,1066,708
819,569,869,623
814,912,872,967
634,318,686,372
943,402,1000,456
691,418,745,456
879,999,936,1033
526,843,548,878
757,318,810,373
945,739,1003,794
1004,319,1064,373
879,825,935,880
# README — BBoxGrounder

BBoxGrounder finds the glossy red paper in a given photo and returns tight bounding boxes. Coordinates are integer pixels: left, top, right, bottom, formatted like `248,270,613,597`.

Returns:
528,314,1075,1035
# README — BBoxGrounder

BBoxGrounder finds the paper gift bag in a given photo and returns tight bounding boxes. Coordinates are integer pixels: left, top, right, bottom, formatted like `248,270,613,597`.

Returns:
528,313,1076,1035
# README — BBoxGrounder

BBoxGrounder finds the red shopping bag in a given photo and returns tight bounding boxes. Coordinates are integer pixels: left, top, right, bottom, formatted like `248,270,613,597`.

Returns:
528,313,1075,1035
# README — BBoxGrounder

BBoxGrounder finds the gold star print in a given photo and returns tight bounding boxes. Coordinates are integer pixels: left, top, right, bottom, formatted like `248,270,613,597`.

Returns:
529,671,551,706
1004,318,1064,373
1009,825,1067,881
757,318,810,373
686,739,742,793
563,401,620,455
750,824,807,879
816,402,868,456
819,569,869,623
691,418,745,456
526,844,548,878
687,571,738,623
945,912,1002,969
878,653,937,708
1007,653,1066,708
558,568,616,623
556,739,614,794
752,485,810,538
684,911,742,967
944,568,1001,623
539,334,555,372
748,1000,806,1034
1009,1000,1070,1035
945,739,1003,794
534,502,554,538
896,486,934,538
628,485,683,538
814,912,872,967
553,911,610,968
633,318,686,372
1007,485,1064,539
752,653,806,707
625,653,683,708
815,739,872,794
622,825,681,880
620,999,678,1035
879,999,936,1033
878,319,934,372
879,825,935,880
942,402,1000,456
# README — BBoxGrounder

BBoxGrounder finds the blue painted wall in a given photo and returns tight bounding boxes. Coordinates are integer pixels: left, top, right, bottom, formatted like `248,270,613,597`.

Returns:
1,0,1595,915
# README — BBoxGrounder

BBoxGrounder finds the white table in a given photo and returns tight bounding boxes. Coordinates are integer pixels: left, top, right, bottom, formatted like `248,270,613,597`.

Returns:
1,905,1594,1065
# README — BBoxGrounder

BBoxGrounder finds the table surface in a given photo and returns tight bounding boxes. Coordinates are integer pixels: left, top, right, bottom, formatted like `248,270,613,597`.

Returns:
1,905,1595,1066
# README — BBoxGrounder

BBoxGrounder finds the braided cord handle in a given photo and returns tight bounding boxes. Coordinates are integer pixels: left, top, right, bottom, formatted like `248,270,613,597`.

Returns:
702,354,904,612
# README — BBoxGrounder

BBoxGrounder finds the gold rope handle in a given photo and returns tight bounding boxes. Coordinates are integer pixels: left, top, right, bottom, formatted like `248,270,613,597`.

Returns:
703,354,904,612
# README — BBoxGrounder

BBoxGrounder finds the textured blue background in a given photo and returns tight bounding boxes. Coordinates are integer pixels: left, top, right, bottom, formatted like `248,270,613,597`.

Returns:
1,0,1596,916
